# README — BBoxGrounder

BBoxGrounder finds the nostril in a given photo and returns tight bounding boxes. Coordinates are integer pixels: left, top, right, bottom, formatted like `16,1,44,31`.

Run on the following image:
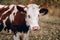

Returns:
32,26,39,30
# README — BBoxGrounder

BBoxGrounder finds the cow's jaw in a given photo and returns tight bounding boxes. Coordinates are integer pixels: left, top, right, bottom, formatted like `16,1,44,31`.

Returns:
25,4,40,30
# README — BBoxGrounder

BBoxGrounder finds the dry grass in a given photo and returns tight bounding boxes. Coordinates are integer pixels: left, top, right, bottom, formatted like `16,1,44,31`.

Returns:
0,7,60,40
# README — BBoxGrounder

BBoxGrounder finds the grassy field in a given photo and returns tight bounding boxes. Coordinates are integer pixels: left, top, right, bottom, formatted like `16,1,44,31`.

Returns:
0,7,60,40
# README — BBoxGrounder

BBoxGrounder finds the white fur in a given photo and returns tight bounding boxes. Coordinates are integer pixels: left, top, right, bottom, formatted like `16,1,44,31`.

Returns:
18,5,25,7
9,5,18,23
3,17,8,28
0,5,8,8
9,12,14,23
0,5,5,8
14,5,18,15
4,6,8,8
25,4,40,30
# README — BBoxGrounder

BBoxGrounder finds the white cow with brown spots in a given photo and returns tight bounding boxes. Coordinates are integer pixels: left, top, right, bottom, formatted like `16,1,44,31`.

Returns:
0,4,48,40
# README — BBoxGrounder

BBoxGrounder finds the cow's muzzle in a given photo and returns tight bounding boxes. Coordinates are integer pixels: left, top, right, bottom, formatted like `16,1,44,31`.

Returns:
32,26,40,31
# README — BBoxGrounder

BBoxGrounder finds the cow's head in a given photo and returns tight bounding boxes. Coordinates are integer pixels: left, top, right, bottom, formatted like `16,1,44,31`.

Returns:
17,4,48,30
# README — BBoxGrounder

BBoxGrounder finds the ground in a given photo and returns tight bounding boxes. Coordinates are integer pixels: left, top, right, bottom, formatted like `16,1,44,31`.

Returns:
0,7,60,40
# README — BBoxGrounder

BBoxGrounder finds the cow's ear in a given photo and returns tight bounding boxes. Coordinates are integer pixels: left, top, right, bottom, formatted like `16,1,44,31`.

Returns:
17,6,26,13
39,8,48,15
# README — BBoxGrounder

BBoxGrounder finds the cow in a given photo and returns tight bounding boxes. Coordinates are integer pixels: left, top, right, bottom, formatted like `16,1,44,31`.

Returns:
0,4,48,40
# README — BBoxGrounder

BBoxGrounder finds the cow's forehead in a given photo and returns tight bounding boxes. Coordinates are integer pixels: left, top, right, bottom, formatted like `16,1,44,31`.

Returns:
27,4,39,8
26,4,40,15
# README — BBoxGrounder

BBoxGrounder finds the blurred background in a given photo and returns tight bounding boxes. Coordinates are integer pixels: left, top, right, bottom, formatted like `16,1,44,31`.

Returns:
0,0,60,40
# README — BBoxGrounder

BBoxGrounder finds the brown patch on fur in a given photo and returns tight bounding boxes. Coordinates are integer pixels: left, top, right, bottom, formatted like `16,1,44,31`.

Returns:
12,11,26,25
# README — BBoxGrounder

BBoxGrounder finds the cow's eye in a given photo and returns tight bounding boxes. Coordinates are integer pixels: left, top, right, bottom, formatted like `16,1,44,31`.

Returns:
38,15,40,17
28,15,30,18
